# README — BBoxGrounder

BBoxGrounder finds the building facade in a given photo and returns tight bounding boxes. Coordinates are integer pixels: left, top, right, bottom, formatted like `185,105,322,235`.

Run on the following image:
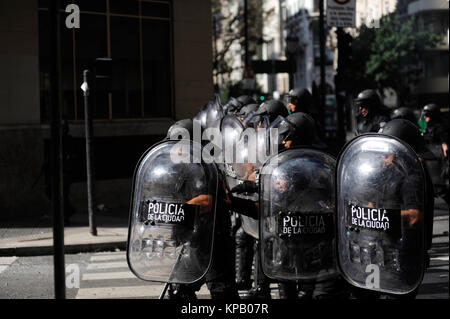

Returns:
0,0,214,219
407,0,449,108
282,0,335,94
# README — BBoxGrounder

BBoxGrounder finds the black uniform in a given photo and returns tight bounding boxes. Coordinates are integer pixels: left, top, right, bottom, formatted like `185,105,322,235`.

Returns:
355,89,390,134
165,120,239,299
168,175,240,299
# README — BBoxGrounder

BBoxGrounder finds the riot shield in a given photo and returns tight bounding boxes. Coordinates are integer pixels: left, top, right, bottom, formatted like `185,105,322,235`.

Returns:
336,134,426,295
193,105,208,129
206,96,224,129
221,120,260,239
127,140,218,284
259,148,338,282
221,114,245,163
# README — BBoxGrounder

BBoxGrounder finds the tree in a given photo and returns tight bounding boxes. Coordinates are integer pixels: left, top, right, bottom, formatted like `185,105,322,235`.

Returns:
351,14,442,105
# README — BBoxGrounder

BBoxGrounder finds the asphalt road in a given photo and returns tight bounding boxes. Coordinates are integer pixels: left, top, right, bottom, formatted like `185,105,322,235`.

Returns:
0,198,448,299
0,246,447,299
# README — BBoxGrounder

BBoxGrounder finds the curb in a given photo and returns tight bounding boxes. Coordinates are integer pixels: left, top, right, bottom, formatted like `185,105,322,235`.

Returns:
0,241,127,257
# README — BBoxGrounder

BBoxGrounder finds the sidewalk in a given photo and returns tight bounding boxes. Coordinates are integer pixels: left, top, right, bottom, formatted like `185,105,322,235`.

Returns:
0,212,129,257
0,199,448,257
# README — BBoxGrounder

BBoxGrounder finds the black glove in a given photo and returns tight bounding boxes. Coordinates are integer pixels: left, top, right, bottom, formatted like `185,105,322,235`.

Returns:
229,196,259,220
230,181,258,194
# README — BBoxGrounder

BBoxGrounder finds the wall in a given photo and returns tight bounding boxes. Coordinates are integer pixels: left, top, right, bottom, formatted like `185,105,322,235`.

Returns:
173,0,214,120
0,0,214,219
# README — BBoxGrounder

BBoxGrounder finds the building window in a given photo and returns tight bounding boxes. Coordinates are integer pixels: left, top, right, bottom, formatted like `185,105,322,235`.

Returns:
38,0,173,122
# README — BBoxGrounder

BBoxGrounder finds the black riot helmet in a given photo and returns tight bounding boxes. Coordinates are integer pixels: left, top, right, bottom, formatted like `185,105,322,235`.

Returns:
379,119,434,160
223,97,243,114
278,112,317,147
236,95,257,107
166,118,193,140
255,99,289,123
236,103,259,118
287,88,313,113
391,107,418,126
422,103,441,120
354,89,382,114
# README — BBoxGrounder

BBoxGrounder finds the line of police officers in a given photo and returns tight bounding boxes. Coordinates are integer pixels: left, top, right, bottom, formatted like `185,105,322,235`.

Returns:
126,87,448,300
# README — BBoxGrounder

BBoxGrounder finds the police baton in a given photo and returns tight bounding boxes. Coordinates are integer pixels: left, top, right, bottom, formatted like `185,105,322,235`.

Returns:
159,245,186,299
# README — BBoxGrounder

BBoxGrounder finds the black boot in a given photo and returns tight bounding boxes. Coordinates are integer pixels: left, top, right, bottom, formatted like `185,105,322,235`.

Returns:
235,227,254,290
242,240,271,300
278,282,298,299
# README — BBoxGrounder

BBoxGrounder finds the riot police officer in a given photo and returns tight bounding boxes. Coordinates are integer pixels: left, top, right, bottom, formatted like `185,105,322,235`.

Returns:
339,119,434,299
377,119,435,299
286,88,313,114
253,99,289,128
277,112,320,151
235,104,259,122
391,107,418,127
166,119,194,140
236,95,257,108
421,104,448,203
272,113,345,299
379,119,435,265
163,119,240,300
421,104,448,152
355,89,390,134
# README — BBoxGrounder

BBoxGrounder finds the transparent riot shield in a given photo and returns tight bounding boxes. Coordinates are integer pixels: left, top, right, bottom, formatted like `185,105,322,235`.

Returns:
336,134,426,295
127,140,218,284
221,121,260,239
259,148,338,282
206,96,224,129
194,104,208,129
221,114,245,164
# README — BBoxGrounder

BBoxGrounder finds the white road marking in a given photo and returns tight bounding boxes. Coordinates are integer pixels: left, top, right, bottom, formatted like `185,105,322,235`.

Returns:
75,284,210,299
87,261,128,270
0,257,18,265
431,256,449,261
82,271,136,281
0,257,18,274
90,254,126,262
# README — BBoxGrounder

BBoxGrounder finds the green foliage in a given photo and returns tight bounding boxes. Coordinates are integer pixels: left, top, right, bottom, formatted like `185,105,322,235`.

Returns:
352,13,443,104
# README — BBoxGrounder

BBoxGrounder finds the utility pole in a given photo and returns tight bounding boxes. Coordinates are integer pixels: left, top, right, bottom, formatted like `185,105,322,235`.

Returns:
81,70,97,236
49,0,66,299
335,27,353,145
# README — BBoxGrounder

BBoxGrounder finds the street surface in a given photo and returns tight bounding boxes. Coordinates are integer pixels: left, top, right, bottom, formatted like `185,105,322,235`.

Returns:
1,247,447,299
0,198,448,299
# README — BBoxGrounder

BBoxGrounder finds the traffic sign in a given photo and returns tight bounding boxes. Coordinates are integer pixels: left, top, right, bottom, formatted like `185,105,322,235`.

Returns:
327,0,356,28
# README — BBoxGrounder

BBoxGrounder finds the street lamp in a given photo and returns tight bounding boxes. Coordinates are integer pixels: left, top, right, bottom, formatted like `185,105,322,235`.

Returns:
285,35,299,90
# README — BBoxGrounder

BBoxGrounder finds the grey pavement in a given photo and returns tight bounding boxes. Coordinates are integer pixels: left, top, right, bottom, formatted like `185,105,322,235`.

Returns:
0,212,128,257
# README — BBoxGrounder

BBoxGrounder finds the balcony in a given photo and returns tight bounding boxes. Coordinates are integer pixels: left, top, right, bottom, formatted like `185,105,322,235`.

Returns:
408,0,449,15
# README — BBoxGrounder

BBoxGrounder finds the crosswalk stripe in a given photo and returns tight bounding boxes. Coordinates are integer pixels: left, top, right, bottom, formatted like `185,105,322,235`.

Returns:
0,257,18,274
0,266,8,274
431,256,449,261
82,271,137,281
90,255,126,262
75,284,211,299
0,257,18,265
87,261,128,270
